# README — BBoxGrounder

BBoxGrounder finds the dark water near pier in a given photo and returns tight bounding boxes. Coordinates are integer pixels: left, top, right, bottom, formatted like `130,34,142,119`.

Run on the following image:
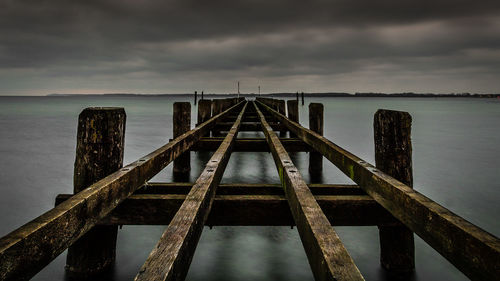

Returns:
0,96,499,280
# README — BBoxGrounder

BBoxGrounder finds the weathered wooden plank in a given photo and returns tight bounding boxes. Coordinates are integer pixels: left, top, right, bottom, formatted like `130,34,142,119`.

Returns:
191,137,312,152
254,101,365,281
55,194,397,226
135,183,366,196
135,102,248,281
0,100,245,281
256,100,500,281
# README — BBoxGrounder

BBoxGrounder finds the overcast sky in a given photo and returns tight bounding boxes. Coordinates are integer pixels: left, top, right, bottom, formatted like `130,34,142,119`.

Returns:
1,0,500,95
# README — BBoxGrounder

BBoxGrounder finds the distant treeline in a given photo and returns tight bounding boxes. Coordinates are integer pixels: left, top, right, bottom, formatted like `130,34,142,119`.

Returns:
265,92,500,98
47,92,500,98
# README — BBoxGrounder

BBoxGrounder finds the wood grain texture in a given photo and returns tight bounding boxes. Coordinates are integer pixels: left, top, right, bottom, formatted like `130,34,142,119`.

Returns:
173,102,191,174
66,107,125,277
254,101,365,281
374,109,415,272
309,103,324,176
0,100,245,281
256,100,500,281
134,102,248,281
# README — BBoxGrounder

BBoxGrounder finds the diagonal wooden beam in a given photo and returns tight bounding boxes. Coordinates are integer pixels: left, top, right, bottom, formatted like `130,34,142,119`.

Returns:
134,102,248,281
256,100,500,281
253,101,364,281
0,100,245,281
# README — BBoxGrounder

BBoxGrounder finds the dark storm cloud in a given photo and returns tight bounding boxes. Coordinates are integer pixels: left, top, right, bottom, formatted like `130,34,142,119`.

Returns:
1,0,500,94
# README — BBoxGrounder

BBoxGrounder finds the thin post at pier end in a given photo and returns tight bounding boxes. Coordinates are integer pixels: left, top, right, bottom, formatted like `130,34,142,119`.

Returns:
66,107,126,278
374,109,415,272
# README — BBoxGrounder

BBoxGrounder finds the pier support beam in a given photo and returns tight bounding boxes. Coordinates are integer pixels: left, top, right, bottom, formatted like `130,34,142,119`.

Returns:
173,102,191,178
66,107,126,278
374,109,415,272
194,91,197,105
301,92,304,105
308,103,323,178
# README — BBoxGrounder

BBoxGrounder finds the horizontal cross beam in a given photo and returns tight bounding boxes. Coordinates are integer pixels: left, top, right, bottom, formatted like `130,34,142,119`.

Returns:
191,137,312,152
55,194,397,226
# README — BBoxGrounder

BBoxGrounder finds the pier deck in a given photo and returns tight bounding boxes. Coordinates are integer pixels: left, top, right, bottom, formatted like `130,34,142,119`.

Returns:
0,97,498,281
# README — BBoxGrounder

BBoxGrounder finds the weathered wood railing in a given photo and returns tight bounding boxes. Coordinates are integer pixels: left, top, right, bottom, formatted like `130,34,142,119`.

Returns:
0,96,498,281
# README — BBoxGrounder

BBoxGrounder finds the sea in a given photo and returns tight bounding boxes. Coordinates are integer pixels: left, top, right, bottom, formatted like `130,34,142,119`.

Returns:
0,95,499,281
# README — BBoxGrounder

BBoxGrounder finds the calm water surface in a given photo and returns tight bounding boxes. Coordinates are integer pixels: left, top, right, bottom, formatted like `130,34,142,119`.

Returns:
0,96,498,281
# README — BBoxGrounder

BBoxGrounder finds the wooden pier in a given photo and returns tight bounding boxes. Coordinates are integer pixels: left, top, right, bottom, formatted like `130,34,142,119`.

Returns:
0,97,498,280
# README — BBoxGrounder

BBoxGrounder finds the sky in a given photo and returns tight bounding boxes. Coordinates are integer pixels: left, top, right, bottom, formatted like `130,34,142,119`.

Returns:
1,0,500,95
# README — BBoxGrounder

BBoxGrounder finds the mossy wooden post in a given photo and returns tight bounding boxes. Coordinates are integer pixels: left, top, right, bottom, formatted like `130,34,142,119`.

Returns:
287,100,299,137
194,91,197,105
66,107,126,278
308,103,323,175
173,102,191,175
374,109,415,272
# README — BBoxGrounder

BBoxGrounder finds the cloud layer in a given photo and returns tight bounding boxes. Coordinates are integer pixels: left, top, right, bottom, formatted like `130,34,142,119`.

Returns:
1,0,500,94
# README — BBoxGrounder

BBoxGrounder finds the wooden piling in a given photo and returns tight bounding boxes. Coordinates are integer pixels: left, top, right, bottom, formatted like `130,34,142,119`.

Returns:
173,102,191,175
301,92,304,105
296,92,299,103
201,91,204,100
287,100,299,137
308,103,323,176
212,99,224,136
66,107,126,278
287,100,299,123
374,109,415,272
277,99,287,136
197,100,212,125
194,91,197,105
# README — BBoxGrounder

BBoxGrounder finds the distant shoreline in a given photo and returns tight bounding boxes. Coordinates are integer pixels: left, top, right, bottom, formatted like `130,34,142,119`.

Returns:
43,92,500,98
